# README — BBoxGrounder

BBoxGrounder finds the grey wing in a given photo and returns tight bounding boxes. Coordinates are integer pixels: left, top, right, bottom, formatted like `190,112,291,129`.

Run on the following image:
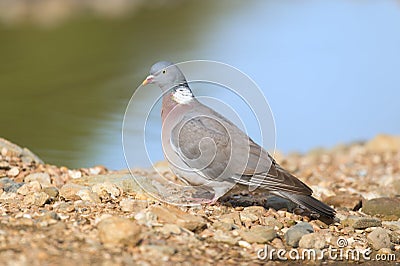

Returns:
232,154,313,195
170,113,233,181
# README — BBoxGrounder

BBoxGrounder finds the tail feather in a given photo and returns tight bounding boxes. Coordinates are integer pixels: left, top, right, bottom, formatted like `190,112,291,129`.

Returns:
272,191,336,219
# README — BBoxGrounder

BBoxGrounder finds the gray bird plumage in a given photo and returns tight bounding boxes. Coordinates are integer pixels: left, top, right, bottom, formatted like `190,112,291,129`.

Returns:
143,61,336,221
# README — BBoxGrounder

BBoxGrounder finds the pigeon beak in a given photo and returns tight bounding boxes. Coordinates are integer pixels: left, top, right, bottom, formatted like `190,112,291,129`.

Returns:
142,75,154,86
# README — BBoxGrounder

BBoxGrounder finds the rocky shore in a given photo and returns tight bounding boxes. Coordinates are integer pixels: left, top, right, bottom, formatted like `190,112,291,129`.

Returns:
0,135,399,265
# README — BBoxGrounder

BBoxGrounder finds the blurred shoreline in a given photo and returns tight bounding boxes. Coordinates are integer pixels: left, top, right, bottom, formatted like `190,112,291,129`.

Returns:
0,0,178,27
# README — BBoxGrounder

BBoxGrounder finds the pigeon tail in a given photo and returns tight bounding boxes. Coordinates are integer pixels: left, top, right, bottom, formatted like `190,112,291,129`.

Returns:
272,191,336,219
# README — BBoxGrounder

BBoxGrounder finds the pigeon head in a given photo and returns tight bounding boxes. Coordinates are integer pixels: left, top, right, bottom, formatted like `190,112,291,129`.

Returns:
142,61,187,91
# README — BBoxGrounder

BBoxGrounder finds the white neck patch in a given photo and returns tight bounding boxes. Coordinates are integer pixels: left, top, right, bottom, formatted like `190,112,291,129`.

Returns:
172,86,193,104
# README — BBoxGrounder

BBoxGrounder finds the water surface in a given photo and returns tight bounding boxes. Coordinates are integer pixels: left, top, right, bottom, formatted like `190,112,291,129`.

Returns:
1,0,399,169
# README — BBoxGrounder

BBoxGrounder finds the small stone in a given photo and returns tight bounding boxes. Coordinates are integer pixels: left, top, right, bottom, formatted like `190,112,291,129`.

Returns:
238,240,252,249
389,230,400,244
383,221,400,231
37,211,60,226
299,233,326,249
60,183,88,201
213,230,239,245
7,167,19,177
119,198,136,212
41,186,59,198
13,217,34,227
68,170,82,179
212,221,234,231
220,212,241,226
159,224,181,236
74,200,94,215
139,245,176,259
363,197,400,220
92,182,122,201
0,147,6,156
17,181,42,195
24,173,51,187
76,189,100,203
149,205,206,231
367,228,391,250
0,178,23,193
0,161,10,169
285,222,314,247
57,202,75,213
239,225,276,244
239,212,259,223
324,194,363,210
23,192,49,206
98,216,141,246
134,210,158,227
342,216,382,229
0,191,18,202
261,216,283,229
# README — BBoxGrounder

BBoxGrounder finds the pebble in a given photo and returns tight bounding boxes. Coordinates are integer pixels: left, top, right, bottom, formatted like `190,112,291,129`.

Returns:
139,245,176,259
37,211,60,227
68,170,82,179
23,192,49,206
73,174,142,194
41,186,59,198
17,181,42,195
239,225,276,244
7,167,19,177
0,178,23,193
367,228,391,250
219,212,241,226
59,183,88,201
213,230,239,245
159,224,181,236
362,197,400,220
149,205,206,231
284,222,314,247
56,202,75,213
119,198,136,212
91,182,122,201
134,210,158,227
261,216,283,229
389,230,400,244
342,216,382,229
0,192,18,202
238,240,251,249
239,212,258,223
0,161,9,169
212,221,234,231
324,194,363,210
298,232,326,249
97,216,141,246
383,221,400,231
13,217,34,227
76,189,100,203
24,173,51,187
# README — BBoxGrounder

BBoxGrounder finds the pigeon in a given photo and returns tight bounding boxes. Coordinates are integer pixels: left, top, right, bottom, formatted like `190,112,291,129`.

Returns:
142,61,336,221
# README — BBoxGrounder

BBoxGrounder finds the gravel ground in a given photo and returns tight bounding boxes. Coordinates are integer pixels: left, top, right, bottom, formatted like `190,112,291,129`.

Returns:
0,135,399,265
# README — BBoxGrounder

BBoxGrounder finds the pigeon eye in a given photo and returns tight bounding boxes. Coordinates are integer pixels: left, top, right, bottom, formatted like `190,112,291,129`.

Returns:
162,70,166,74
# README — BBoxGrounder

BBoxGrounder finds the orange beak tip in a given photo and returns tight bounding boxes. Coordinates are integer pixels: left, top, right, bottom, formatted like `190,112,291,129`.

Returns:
142,75,154,86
